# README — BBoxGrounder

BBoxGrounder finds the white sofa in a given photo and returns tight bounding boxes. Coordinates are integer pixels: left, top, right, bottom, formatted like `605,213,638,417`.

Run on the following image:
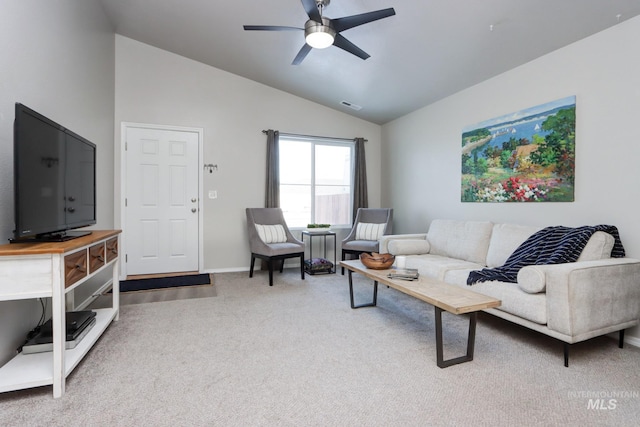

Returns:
379,219,640,365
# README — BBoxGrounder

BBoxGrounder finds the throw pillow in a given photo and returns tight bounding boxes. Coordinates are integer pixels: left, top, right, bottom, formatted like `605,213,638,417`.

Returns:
255,224,287,244
355,222,386,241
517,266,547,294
577,231,615,261
388,239,431,255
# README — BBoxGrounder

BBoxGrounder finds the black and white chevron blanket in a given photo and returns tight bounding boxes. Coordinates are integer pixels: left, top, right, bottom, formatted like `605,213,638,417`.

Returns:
467,225,625,285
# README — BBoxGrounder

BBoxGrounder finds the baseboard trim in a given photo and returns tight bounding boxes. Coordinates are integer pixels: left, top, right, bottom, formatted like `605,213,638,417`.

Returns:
623,334,640,348
202,266,305,274
202,267,249,274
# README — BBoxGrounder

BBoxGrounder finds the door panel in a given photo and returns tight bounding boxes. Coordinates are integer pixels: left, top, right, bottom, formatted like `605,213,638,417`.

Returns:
125,126,199,275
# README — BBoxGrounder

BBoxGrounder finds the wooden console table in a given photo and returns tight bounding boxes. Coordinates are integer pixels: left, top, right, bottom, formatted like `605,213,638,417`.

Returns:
0,230,121,397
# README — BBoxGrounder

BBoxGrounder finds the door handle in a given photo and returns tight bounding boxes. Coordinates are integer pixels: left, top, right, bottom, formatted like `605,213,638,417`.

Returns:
191,198,197,203
191,208,197,213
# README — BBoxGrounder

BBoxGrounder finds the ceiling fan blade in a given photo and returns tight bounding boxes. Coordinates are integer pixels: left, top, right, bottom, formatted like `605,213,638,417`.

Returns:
332,8,396,32
243,25,303,31
301,0,322,23
333,34,370,60
292,43,313,65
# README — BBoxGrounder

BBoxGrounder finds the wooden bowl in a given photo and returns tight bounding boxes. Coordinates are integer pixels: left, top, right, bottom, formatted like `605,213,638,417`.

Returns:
360,252,395,270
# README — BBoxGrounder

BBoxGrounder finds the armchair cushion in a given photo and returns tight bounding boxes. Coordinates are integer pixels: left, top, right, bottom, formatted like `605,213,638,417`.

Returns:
355,223,386,241
255,224,287,243
343,240,380,253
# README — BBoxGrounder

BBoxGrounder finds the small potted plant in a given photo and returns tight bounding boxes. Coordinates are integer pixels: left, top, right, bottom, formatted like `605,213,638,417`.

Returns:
306,223,331,233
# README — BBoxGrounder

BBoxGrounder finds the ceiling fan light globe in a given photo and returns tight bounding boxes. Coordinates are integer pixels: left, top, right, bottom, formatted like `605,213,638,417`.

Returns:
306,31,334,49
305,18,336,49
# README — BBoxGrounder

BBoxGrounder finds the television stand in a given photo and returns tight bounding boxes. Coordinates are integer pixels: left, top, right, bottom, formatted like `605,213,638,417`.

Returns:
0,230,121,398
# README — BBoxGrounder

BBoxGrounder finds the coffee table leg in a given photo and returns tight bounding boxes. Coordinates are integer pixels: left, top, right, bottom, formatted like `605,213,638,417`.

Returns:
348,270,378,309
435,307,477,368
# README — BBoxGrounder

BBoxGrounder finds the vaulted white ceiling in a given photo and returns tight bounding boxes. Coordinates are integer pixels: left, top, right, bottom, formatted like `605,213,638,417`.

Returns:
99,0,640,124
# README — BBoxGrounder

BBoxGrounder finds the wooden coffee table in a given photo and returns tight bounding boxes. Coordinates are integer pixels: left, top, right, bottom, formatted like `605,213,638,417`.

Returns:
340,260,501,368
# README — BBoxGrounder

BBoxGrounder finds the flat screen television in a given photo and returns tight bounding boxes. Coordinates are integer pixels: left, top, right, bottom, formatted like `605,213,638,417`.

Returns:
12,103,96,243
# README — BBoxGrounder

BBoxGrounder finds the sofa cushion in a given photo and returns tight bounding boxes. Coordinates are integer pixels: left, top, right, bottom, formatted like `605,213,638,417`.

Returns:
486,223,541,268
388,239,431,255
514,233,614,294
486,225,615,269
255,224,287,243
577,231,615,261
427,220,493,265
445,269,547,325
356,222,386,241
406,255,484,281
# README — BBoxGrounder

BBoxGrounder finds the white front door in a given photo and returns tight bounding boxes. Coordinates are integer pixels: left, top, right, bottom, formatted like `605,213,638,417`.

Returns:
124,125,201,275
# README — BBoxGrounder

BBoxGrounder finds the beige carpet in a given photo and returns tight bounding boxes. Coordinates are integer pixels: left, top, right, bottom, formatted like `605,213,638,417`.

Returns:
1,270,639,426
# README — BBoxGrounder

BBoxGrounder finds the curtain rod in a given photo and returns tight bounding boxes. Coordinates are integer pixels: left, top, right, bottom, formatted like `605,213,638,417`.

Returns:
262,130,367,142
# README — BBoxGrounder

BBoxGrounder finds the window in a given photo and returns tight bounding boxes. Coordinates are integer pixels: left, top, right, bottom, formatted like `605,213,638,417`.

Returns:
279,135,353,228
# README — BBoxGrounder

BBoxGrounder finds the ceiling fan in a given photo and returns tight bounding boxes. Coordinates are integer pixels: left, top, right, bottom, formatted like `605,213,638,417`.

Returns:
243,0,396,65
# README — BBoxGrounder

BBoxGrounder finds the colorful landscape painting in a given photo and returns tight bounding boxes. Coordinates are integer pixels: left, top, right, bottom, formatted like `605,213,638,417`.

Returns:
461,96,576,202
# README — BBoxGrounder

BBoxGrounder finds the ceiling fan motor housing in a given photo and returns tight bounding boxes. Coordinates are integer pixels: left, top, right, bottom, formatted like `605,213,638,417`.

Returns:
305,17,336,48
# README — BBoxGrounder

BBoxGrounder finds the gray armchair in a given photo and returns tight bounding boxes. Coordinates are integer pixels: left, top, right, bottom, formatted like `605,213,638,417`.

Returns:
341,208,393,274
246,208,305,286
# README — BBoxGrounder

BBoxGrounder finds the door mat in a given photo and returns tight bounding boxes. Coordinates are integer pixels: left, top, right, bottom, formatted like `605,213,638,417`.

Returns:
120,274,212,292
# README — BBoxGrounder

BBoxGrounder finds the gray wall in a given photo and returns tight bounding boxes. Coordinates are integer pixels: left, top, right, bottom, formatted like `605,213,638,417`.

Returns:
381,16,640,343
0,1,115,365
113,36,383,273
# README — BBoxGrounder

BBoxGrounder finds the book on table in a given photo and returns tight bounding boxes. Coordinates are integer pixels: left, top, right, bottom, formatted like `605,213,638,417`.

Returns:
387,268,419,281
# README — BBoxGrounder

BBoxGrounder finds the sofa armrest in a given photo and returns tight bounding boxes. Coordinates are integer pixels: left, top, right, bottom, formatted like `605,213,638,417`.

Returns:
378,234,428,254
543,258,640,338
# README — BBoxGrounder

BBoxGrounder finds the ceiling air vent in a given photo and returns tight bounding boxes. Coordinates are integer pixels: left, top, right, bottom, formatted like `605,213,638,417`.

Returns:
341,100,362,111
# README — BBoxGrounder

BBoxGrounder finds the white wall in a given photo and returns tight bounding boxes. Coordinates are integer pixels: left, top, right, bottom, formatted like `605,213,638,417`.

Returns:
0,1,115,365
382,16,640,342
114,36,383,272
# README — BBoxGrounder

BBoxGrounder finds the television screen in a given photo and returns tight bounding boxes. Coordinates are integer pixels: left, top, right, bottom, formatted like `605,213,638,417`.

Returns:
13,103,96,242
63,129,96,229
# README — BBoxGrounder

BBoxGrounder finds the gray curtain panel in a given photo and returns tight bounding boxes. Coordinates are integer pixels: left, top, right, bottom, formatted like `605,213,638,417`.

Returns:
265,129,280,208
352,137,368,223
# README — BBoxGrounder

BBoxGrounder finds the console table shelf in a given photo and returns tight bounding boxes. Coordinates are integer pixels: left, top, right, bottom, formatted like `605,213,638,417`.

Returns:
0,308,116,392
0,230,121,398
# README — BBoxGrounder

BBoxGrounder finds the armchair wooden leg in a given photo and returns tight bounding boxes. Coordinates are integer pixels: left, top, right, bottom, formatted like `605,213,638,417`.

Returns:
249,254,256,278
300,253,305,280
